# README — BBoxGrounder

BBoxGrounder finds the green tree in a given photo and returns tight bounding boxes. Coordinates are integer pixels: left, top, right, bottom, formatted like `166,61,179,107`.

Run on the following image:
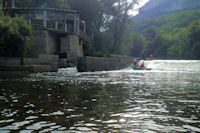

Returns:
145,26,157,40
100,0,139,53
143,27,157,57
153,35,171,58
188,20,200,43
132,10,200,59
167,28,189,59
67,0,101,28
0,0,3,16
130,34,144,57
187,20,200,59
0,16,32,60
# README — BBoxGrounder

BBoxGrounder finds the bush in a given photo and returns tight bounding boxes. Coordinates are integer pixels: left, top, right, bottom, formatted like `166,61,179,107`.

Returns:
0,15,32,57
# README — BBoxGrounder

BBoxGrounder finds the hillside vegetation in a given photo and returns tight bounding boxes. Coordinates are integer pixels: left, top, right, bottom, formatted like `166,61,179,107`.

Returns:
131,10,200,59
134,0,200,20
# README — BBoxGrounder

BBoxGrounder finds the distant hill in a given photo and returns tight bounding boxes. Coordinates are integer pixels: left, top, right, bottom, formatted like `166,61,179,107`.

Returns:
132,9,200,33
131,9,200,59
134,0,200,20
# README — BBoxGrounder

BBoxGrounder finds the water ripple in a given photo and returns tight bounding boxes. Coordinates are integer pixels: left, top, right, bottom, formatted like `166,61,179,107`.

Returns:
1,61,200,132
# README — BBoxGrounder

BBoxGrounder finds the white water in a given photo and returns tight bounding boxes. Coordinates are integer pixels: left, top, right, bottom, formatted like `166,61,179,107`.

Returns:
145,60,200,72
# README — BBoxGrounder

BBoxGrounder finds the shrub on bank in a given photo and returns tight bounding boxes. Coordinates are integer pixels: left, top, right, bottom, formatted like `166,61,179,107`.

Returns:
0,11,32,57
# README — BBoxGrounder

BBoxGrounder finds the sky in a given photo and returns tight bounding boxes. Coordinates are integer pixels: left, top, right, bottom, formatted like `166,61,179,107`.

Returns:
129,0,150,16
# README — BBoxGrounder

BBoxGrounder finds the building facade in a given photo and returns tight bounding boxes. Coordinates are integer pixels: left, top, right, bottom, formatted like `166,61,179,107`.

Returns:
9,7,91,67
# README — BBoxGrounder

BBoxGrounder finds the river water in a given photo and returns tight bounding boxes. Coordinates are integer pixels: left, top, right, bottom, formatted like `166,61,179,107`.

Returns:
0,60,200,133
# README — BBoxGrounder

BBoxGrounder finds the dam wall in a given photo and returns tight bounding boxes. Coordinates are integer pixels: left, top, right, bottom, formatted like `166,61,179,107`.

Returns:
77,54,133,72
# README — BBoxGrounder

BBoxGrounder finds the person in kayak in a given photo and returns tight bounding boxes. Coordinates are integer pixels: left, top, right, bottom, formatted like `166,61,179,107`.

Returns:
140,62,145,68
130,59,151,70
133,59,139,66
146,54,153,61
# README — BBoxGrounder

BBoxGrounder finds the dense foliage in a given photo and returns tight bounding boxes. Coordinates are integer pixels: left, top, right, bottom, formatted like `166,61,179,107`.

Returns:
131,10,200,59
0,16,32,57
0,0,32,57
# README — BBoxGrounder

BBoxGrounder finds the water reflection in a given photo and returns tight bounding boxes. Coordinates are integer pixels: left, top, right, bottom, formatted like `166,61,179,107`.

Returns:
0,61,200,132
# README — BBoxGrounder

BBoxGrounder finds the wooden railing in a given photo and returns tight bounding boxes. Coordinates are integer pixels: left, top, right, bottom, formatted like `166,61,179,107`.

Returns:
29,19,91,42
8,8,91,43
30,19,74,32
31,19,43,29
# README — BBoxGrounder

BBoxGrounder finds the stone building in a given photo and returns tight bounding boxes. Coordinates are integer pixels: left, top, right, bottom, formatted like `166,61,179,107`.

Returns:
8,7,91,67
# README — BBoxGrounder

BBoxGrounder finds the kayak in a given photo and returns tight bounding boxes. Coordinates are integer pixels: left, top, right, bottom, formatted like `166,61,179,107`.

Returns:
146,57,153,61
130,64,151,70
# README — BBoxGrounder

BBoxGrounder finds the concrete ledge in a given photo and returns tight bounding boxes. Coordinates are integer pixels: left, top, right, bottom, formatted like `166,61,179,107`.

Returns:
0,66,31,71
59,58,67,68
77,55,133,72
0,55,59,72
30,65,58,72
0,65,58,72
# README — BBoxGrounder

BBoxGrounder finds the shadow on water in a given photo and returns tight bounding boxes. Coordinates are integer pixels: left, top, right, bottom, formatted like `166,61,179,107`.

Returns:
0,61,200,132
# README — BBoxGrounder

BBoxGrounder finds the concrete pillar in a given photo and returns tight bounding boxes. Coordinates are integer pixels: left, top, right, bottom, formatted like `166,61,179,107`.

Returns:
65,23,68,32
55,21,58,30
46,32,57,54
73,13,76,33
29,31,48,57
65,15,68,32
28,19,32,26
64,34,83,65
43,11,47,28
60,37,68,54
77,14,80,34
11,0,15,8
31,31,56,56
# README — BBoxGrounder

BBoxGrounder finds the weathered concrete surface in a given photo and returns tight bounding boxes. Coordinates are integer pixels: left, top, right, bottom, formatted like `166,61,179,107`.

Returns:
28,28,85,67
59,58,68,68
38,54,59,66
0,66,31,71
77,54,133,72
0,55,58,65
0,65,57,72
30,30,47,57
0,57,21,66
46,32,59,55
66,34,84,65
0,54,59,72
30,31,59,56
30,65,58,72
